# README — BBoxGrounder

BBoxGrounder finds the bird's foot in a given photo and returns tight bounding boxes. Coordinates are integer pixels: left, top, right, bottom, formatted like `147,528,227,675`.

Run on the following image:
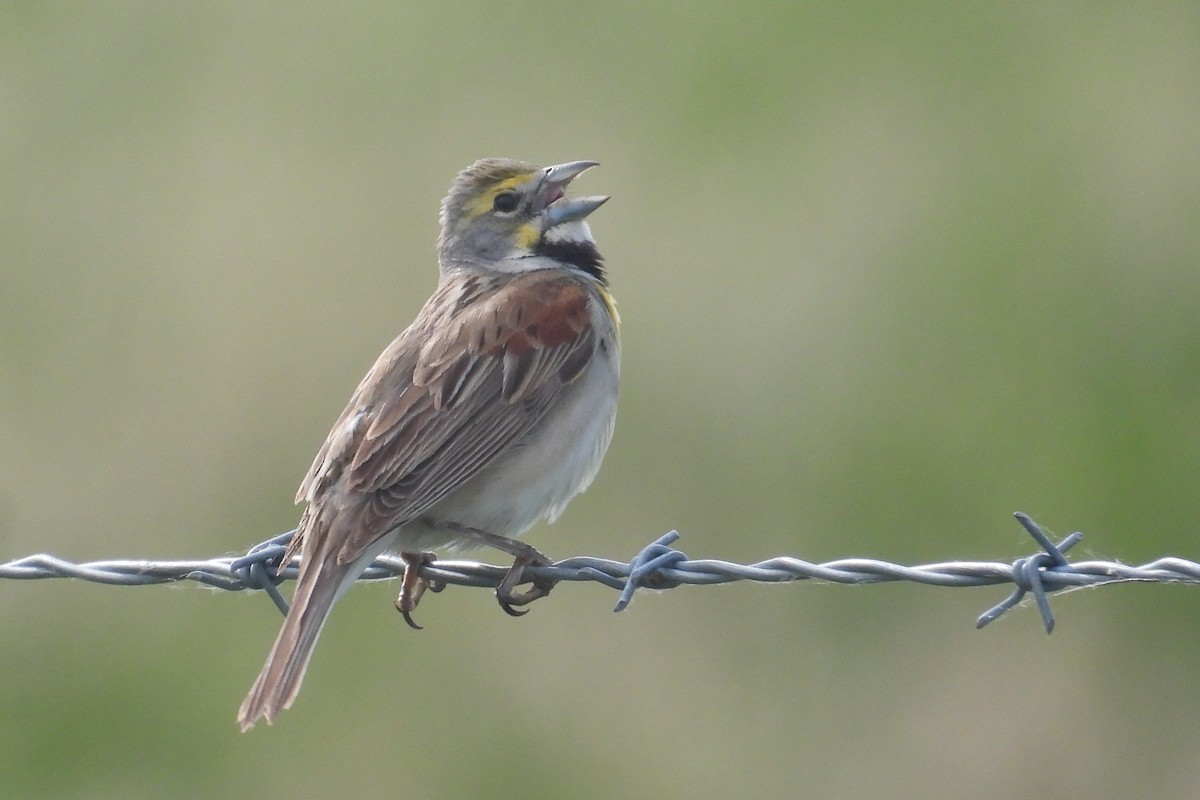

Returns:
394,551,442,630
495,549,556,617
442,522,557,617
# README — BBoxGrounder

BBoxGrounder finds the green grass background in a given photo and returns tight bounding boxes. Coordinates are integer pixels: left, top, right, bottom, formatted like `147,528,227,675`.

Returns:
4,3,1200,798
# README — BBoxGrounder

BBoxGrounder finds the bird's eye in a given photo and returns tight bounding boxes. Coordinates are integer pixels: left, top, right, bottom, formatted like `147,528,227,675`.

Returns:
492,191,520,214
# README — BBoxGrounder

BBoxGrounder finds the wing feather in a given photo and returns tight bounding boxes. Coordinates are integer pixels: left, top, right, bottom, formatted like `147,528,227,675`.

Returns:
291,270,598,567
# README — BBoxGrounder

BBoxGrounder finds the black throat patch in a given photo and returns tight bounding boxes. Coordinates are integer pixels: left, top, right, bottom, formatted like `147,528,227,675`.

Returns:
535,239,607,284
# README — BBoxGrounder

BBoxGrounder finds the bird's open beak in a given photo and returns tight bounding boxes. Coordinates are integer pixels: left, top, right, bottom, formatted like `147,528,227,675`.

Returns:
544,160,598,185
540,160,609,227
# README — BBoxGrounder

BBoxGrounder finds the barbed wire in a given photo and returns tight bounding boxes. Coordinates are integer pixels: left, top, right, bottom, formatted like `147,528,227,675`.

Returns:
3,513,1198,632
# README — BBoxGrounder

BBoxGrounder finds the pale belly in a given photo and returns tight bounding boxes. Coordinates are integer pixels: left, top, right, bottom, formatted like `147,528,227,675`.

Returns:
395,340,619,553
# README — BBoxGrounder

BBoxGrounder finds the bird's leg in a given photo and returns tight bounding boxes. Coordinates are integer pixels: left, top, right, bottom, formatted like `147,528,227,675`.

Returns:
394,551,440,630
445,523,557,617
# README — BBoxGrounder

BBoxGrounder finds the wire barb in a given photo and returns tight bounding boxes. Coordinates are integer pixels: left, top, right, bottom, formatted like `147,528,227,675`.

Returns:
4,514,1199,632
975,513,1085,633
228,530,296,616
612,530,688,612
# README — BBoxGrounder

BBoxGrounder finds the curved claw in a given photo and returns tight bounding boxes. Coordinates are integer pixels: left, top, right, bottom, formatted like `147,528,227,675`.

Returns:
495,573,555,618
394,550,438,631
498,600,529,618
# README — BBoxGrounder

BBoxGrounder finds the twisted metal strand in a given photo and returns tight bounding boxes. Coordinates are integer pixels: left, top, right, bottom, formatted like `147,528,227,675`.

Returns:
3,514,1198,632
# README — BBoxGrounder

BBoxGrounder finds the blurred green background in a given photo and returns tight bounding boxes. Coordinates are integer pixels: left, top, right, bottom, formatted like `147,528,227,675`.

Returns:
4,3,1200,798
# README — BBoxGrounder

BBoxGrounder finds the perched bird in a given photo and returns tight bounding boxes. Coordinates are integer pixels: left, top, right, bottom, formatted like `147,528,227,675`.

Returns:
237,159,618,730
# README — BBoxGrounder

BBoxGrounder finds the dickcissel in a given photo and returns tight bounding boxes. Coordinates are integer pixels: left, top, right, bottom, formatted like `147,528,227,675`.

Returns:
238,159,617,730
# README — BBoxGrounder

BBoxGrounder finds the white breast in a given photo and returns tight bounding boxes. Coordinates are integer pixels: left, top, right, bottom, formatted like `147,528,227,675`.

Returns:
399,290,619,551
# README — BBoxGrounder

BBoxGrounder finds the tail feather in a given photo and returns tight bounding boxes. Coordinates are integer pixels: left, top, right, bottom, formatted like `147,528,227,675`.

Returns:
238,528,396,731
237,546,356,731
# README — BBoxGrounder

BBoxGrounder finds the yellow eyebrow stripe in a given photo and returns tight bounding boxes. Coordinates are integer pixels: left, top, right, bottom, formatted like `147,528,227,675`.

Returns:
464,176,529,220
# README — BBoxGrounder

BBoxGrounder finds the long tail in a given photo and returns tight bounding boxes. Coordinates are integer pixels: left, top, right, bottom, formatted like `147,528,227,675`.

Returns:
237,540,367,731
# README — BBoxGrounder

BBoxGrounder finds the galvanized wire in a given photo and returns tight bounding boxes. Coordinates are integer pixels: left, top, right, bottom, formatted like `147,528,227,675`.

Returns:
3,513,1198,632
